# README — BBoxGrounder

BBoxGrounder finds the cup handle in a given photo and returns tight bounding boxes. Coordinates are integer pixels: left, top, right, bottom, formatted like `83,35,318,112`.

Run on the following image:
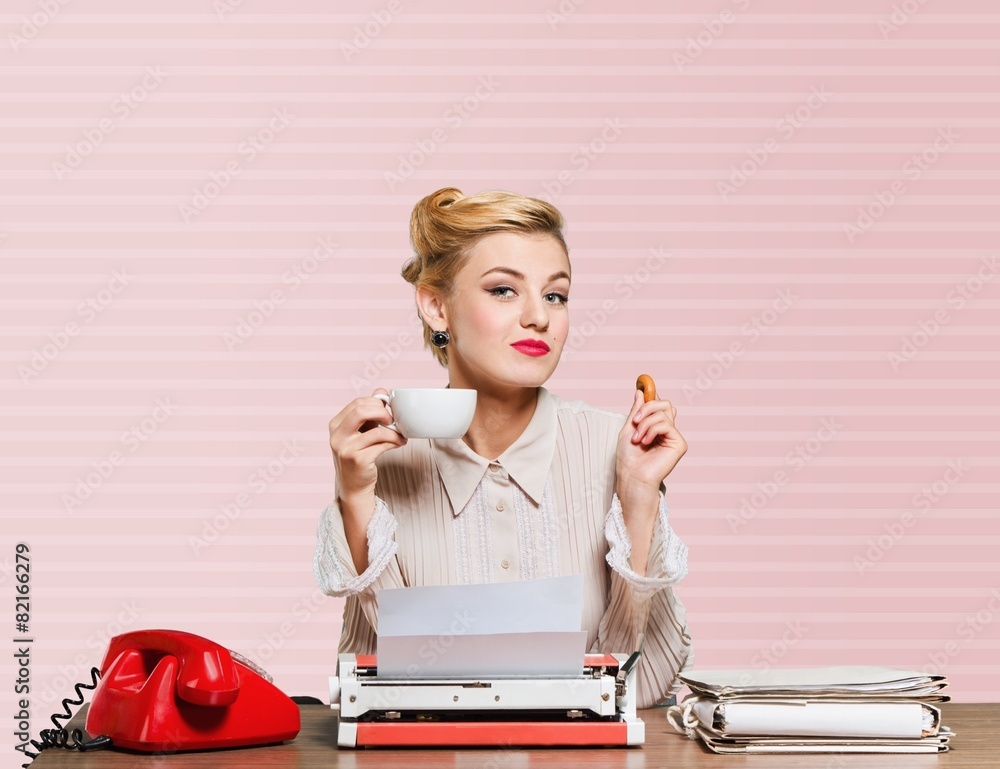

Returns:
373,393,400,433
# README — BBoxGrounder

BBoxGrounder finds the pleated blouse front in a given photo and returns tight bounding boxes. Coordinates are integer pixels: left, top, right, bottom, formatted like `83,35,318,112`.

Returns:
314,386,694,707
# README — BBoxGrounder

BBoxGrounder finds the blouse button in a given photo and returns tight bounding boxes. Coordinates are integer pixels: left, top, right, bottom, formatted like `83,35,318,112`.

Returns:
488,463,501,474
500,559,510,570
496,501,505,512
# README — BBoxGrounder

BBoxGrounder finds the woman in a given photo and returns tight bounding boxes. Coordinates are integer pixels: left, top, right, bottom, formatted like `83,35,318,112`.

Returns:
314,187,692,707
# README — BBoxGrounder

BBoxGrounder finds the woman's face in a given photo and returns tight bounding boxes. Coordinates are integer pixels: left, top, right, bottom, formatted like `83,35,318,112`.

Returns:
428,232,571,395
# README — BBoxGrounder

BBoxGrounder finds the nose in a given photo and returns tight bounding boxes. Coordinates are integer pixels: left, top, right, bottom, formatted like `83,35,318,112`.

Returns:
520,293,549,331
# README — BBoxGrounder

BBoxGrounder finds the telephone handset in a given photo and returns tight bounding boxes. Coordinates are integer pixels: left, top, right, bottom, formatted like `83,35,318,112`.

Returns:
84,629,300,752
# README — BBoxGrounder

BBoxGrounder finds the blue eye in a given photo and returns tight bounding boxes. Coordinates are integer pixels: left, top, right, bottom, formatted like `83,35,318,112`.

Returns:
546,293,569,305
488,286,516,298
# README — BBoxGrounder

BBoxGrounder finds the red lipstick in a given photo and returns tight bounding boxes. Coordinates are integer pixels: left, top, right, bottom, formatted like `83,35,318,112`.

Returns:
511,339,550,357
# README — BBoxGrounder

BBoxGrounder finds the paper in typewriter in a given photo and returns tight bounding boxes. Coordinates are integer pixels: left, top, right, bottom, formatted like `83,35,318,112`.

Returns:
376,575,588,678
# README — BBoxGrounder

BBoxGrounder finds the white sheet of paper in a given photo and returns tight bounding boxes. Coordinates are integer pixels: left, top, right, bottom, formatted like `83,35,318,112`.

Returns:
377,631,588,678
376,575,587,679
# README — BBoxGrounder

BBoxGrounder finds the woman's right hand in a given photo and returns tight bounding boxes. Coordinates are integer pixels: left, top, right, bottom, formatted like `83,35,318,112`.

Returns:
328,389,406,575
328,388,407,502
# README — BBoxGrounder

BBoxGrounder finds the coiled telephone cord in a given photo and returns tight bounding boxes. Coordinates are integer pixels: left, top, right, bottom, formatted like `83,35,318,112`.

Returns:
21,667,111,767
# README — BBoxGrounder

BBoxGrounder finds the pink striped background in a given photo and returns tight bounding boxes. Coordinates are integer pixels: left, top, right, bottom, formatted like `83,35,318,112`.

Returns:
2,1,999,756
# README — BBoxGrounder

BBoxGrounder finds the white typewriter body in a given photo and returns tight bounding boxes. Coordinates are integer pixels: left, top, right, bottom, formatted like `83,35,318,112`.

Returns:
332,652,644,748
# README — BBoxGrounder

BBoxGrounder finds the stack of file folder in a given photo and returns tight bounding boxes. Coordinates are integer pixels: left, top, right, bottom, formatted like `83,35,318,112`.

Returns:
666,666,953,754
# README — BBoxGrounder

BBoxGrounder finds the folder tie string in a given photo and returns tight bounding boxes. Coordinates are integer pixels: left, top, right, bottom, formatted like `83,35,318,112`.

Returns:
666,697,701,740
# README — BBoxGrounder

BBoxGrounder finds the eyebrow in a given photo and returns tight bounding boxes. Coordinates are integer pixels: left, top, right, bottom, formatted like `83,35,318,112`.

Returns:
480,267,571,283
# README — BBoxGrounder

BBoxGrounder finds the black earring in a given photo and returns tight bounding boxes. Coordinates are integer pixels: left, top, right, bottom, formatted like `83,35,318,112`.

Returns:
431,330,450,349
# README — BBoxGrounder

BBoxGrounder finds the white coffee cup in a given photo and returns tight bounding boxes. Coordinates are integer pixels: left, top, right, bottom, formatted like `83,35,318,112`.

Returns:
375,388,477,439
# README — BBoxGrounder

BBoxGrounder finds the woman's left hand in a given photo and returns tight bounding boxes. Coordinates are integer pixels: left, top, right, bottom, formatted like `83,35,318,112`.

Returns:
616,389,688,492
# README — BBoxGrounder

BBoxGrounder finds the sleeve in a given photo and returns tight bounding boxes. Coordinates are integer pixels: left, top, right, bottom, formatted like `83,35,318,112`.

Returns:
604,490,688,591
312,495,406,636
597,490,694,707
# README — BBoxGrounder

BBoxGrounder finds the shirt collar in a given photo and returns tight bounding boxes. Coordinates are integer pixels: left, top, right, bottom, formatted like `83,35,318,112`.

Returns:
430,387,557,516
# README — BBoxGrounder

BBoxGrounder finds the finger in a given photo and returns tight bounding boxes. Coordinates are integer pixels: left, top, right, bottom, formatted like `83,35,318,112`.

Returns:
631,398,677,426
621,390,646,438
363,389,397,431
329,396,387,433
340,437,408,481
336,416,407,458
633,401,685,440
627,389,644,420
349,423,407,452
633,411,671,443
337,400,395,435
639,419,687,452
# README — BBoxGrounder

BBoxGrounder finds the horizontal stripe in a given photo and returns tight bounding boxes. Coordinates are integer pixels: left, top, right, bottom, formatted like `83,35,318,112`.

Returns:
11,40,1000,50
4,93,1000,102
4,270,1000,280
7,200,1000,208
0,330,996,340
2,457,999,467
2,143,999,151
34,586,999,597
0,430,994,440
6,65,1000,74
14,560,999,571
4,117,1000,126
3,14,999,22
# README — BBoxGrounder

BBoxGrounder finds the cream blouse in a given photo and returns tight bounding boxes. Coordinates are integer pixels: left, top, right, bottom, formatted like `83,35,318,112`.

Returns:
313,386,693,707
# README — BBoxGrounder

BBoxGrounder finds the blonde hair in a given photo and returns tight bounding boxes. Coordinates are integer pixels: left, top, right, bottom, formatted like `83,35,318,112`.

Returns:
402,187,569,366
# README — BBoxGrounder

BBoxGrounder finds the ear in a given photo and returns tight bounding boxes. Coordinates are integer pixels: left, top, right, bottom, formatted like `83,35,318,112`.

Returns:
415,287,449,330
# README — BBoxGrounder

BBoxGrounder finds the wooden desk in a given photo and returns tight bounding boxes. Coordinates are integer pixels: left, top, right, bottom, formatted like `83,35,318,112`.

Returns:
28,703,994,768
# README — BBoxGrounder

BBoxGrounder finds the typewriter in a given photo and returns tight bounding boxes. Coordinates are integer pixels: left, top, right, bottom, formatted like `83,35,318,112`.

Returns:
332,651,644,748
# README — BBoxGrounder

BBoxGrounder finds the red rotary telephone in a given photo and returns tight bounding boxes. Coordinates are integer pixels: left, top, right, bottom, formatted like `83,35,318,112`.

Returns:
84,629,300,752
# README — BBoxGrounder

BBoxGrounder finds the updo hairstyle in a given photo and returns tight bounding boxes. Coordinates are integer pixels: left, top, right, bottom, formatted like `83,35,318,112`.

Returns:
402,187,568,366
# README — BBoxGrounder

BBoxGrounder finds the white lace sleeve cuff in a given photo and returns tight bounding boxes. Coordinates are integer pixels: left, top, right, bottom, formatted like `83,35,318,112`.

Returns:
313,496,398,597
605,492,688,594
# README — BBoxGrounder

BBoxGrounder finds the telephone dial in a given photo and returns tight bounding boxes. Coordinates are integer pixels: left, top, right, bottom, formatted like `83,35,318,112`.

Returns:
80,629,301,752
